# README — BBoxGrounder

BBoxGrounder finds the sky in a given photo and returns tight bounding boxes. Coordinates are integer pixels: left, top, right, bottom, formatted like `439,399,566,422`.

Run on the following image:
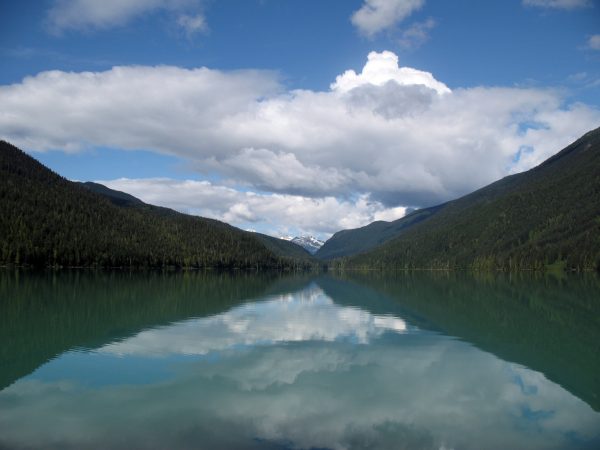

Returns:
1,0,599,239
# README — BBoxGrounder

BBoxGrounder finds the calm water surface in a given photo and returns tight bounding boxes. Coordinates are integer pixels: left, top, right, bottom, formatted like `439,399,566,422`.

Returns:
1,270,599,449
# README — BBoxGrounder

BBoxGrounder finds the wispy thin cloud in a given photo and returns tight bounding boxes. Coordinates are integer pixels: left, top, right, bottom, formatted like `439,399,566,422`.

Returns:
177,13,208,37
351,0,425,37
588,34,600,50
46,0,207,37
398,18,436,49
522,0,592,9
2,46,118,67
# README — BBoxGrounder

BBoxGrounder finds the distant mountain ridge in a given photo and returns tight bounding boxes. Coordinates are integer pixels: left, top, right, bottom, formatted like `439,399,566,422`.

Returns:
316,205,443,260
327,127,600,271
78,181,144,207
0,141,314,269
80,181,314,262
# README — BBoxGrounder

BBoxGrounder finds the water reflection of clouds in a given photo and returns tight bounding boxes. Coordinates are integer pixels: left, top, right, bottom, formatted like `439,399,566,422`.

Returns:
2,341,599,450
1,285,599,450
98,285,408,357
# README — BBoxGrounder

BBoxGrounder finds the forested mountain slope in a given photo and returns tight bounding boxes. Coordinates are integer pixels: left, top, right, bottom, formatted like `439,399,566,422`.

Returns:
0,141,312,269
79,180,312,262
316,204,443,260
334,127,600,271
253,233,314,261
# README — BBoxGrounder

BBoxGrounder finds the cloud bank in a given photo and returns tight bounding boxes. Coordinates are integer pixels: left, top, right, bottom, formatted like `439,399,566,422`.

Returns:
99,178,408,237
1,51,598,236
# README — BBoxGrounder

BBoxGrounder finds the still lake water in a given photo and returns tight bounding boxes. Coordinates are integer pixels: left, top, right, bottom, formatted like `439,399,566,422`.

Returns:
1,270,599,449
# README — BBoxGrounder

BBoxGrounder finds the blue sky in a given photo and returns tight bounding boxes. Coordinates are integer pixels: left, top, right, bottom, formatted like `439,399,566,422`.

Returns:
1,0,599,238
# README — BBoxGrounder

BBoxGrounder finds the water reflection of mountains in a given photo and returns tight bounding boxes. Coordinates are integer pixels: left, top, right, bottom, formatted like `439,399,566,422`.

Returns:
322,272,600,412
1,270,598,411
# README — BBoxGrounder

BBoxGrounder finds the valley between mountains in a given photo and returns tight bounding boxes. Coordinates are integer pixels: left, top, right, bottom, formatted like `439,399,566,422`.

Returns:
1,126,599,271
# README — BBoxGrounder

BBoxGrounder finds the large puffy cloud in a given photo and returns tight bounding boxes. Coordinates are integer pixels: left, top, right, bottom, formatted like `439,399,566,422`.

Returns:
351,0,425,36
46,0,207,35
0,65,280,153
1,50,599,235
99,178,407,237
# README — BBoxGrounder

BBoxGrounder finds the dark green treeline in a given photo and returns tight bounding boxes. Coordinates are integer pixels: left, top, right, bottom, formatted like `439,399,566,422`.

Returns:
0,141,313,269
0,269,313,391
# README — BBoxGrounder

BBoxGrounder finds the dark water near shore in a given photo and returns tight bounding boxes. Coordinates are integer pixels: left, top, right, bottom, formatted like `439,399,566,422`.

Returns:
1,270,599,449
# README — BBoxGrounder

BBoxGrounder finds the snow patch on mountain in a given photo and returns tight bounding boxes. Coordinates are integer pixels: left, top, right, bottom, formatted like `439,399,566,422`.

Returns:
281,235,325,254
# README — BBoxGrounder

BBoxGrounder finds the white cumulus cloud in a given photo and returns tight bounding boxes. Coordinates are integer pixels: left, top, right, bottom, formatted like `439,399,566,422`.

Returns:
1,51,599,236
331,50,450,95
351,0,425,36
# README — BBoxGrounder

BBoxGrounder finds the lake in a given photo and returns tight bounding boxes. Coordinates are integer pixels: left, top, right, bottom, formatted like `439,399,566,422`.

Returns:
1,270,599,449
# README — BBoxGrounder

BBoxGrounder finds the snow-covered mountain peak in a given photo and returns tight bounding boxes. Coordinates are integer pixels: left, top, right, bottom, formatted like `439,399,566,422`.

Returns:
288,235,325,254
